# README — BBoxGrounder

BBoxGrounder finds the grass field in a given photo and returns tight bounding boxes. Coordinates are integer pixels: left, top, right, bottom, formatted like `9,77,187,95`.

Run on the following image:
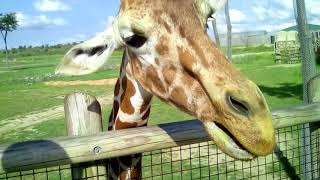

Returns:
0,44,318,179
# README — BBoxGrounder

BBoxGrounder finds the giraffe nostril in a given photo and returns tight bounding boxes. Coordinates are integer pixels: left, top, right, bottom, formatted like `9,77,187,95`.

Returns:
228,96,249,116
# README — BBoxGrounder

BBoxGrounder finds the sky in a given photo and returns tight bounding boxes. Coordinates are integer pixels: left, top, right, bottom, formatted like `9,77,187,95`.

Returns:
0,0,319,49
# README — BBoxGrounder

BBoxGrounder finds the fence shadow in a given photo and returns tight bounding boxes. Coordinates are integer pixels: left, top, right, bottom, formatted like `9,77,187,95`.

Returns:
1,140,70,173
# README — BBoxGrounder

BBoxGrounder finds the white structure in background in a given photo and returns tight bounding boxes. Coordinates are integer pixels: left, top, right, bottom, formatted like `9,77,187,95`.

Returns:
274,31,301,64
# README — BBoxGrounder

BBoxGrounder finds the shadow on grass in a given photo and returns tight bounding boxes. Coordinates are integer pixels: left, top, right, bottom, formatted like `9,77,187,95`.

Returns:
259,83,303,100
10,63,57,70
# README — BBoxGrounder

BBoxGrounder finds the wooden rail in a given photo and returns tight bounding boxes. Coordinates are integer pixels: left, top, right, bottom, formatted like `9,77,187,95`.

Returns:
0,103,320,174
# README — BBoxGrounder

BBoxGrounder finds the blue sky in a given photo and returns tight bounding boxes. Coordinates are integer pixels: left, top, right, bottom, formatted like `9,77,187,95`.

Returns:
0,0,319,49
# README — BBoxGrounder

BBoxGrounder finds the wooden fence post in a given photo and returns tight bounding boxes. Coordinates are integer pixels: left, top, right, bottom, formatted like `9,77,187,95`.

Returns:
64,92,106,180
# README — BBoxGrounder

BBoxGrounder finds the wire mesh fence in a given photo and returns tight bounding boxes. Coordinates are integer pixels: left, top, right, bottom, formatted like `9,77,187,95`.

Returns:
0,124,319,180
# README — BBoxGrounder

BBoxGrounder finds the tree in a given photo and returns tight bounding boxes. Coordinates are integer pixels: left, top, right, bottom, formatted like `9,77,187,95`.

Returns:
0,13,18,69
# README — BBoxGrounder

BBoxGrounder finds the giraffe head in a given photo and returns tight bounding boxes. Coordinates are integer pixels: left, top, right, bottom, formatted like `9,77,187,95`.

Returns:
56,0,275,160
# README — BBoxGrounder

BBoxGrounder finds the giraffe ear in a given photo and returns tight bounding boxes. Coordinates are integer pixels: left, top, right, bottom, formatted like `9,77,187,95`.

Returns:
55,27,123,76
197,0,227,24
206,0,227,13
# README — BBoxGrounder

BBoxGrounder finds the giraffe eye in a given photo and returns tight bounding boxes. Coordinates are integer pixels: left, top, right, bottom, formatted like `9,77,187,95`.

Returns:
124,34,147,48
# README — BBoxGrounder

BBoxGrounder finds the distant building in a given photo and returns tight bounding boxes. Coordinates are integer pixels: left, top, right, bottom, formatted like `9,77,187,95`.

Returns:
281,24,320,32
280,24,320,43
217,30,272,47
274,24,320,63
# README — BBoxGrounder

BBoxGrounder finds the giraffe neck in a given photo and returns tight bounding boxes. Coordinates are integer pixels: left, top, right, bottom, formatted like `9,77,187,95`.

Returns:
108,51,153,180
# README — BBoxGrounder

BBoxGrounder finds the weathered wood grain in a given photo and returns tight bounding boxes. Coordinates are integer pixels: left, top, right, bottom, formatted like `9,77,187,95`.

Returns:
64,93,106,180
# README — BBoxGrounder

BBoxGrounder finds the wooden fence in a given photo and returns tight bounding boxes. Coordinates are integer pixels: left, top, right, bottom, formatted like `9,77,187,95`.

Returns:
0,96,319,178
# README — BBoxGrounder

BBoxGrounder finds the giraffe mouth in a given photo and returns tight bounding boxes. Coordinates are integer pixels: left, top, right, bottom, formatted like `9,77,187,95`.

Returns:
204,121,255,160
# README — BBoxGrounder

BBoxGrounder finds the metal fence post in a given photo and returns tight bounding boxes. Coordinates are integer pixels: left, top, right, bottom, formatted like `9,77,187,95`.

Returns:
293,0,317,179
64,92,106,180
225,0,232,61
211,18,221,47
308,75,320,178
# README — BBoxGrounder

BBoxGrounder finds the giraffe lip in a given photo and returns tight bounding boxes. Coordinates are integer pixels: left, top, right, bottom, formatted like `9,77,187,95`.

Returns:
204,121,255,160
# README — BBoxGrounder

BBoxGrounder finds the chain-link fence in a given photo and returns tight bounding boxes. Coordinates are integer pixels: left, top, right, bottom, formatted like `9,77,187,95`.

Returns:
1,123,319,180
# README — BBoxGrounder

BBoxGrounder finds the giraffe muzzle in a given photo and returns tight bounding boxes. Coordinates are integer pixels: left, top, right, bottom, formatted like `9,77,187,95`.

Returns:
199,71,276,159
204,121,255,160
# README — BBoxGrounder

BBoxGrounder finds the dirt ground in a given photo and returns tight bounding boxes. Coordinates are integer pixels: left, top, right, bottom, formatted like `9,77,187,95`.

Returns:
45,78,118,86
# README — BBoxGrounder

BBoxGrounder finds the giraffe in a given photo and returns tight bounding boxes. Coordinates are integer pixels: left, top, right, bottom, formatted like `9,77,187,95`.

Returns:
107,52,152,179
56,0,276,179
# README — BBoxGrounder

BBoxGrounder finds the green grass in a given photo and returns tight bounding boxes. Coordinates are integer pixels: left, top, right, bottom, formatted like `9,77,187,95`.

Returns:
234,52,303,109
0,50,123,120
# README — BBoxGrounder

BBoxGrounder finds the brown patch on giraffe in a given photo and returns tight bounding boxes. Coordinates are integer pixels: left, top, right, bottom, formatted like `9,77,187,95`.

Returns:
115,119,138,130
140,95,152,114
124,0,135,7
185,36,209,67
153,10,161,17
181,72,199,92
170,87,188,109
169,13,177,24
179,26,186,38
117,155,142,180
121,168,141,180
156,36,169,56
141,107,151,120
178,47,196,78
155,58,160,65
162,65,177,85
128,50,142,69
145,66,167,94
120,76,135,115
128,51,167,95
109,156,141,180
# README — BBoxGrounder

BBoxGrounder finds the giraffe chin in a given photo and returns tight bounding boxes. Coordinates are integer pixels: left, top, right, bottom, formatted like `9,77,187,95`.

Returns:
203,121,256,160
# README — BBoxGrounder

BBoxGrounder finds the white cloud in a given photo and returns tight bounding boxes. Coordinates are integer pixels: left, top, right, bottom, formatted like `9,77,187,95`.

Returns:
252,5,292,21
96,16,115,35
255,22,296,32
251,6,268,21
273,0,293,10
16,12,67,28
34,0,71,12
230,9,247,23
102,16,115,28
306,0,320,23
209,9,247,33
